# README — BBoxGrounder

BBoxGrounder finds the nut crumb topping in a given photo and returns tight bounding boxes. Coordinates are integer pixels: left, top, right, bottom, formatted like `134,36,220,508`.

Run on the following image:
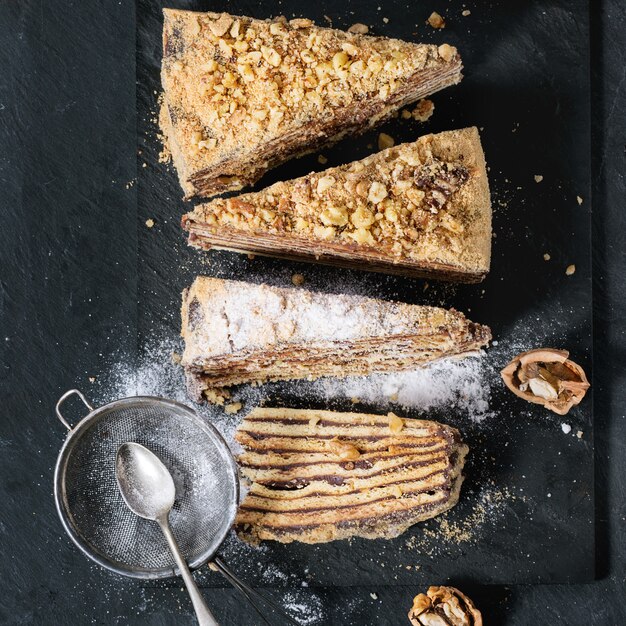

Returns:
427,12,446,29
411,98,435,122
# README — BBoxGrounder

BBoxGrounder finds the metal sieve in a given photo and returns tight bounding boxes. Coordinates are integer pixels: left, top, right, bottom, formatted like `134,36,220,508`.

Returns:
53,389,239,579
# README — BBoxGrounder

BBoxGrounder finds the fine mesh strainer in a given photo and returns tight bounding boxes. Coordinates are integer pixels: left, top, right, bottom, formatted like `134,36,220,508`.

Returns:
54,390,301,625
54,390,239,579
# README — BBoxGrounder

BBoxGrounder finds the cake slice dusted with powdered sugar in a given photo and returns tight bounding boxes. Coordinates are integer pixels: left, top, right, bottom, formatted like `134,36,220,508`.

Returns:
180,277,491,402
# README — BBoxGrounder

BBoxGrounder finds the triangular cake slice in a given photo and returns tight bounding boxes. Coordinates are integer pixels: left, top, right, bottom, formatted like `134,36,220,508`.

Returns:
180,277,491,402
183,127,491,282
161,9,463,199
234,408,468,544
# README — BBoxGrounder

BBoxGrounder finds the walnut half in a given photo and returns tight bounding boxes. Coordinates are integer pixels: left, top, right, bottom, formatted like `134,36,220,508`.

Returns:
408,586,482,626
500,348,590,415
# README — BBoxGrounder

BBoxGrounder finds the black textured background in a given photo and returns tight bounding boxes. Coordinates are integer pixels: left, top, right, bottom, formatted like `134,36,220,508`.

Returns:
1,0,625,624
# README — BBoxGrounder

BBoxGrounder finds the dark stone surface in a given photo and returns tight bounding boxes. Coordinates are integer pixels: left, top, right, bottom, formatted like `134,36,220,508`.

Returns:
0,0,624,624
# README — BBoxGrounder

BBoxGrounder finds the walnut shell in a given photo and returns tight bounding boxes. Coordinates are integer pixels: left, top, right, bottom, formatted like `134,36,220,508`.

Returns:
500,348,590,415
408,586,482,626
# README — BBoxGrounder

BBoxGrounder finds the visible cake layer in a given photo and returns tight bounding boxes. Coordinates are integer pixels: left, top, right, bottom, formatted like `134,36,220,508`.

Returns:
183,127,491,282
235,408,468,544
161,9,463,199
180,277,491,402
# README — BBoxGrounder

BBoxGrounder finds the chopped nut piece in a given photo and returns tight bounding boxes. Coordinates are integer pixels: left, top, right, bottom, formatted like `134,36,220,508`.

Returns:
412,98,435,122
145,218,155,228
209,14,234,37
462,9,471,16
347,22,369,34
332,51,350,70
321,206,349,226
388,412,404,434
427,12,446,29
88,376,96,383
328,437,361,460
437,44,456,62
577,195,584,205
291,273,305,286
534,174,543,183
341,42,359,56
576,430,584,439
390,484,403,498
401,109,412,119
566,264,576,276
308,414,321,427
290,18,313,29
409,586,482,626
543,253,551,261
316,175,336,194
368,181,388,204
225,402,242,414
501,348,590,415
351,206,376,228
378,132,395,150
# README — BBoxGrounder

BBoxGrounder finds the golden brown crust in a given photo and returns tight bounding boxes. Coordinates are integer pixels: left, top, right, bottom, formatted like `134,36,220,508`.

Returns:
183,128,491,282
180,277,491,401
161,9,463,199
235,408,468,544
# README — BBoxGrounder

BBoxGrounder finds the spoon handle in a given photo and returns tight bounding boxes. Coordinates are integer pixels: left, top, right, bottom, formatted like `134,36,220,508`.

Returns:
158,517,219,626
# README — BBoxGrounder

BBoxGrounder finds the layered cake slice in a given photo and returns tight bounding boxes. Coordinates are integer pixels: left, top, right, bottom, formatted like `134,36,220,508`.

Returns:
235,408,468,544
161,9,463,199
183,127,491,282
180,277,491,402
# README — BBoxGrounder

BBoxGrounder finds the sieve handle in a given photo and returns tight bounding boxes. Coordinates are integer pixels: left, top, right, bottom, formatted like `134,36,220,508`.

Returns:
55,389,94,431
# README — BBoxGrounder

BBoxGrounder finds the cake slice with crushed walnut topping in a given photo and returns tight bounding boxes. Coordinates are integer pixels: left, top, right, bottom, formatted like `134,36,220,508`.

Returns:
183,127,491,282
180,276,491,402
234,407,468,544
161,8,463,199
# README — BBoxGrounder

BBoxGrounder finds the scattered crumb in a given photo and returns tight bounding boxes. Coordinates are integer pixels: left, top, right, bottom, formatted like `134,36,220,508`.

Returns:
351,397,360,404
378,132,395,150
171,352,182,365
534,175,543,183
389,392,399,402
577,195,584,205
462,9,471,16
427,11,446,29
412,99,435,122
317,154,328,165
247,253,256,260
203,388,230,405
145,218,155,228
561,423,572,434
88,376,96,383
366,143,373,150
323,15,332,26
370,592,379,600
225,402,242,415
382,17,389,24
565,264,576,276
543,253,551,261
576,430,584,439
401,109,412,119
347,22,369,34
142,162,147,168
291,273,305,286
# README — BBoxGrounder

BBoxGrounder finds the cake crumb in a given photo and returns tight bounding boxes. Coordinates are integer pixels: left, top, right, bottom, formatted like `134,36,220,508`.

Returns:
347,22,369,34
142,162,147,168
577,195,584,205
370,592,379,600
382,17,389,24
378,132,395,150
534,174,543,183
225,402,242,414
561,423,572,434
291,273,305,286
351,397,360,404
412,99,435,122
88,376,96,383
462,9,471,16
543,253,551,261
576,430,584,439
317,154,328,165
565,264,576,276
427,11,446,29
401,109,412,119
247,253,256,260
145,218,155,228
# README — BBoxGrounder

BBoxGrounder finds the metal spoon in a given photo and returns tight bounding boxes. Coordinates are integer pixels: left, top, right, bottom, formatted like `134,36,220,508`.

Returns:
115,442,218,626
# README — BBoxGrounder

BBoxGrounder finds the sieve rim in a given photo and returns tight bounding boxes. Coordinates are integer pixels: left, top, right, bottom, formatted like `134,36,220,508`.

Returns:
53,393,240,580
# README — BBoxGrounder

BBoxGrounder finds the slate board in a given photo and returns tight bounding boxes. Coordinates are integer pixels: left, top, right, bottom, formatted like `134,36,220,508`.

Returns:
135,0,594,587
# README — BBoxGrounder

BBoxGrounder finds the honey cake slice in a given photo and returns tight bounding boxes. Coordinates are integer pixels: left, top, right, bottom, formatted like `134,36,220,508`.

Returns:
183,127,491,282
180,277,491,402
161,9,463,199
235,408,468,544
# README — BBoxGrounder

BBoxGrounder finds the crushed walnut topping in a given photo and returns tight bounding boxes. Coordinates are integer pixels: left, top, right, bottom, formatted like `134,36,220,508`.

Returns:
427,12,446,29
328,437,361,460
409,586,482,626
187,136,475,262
